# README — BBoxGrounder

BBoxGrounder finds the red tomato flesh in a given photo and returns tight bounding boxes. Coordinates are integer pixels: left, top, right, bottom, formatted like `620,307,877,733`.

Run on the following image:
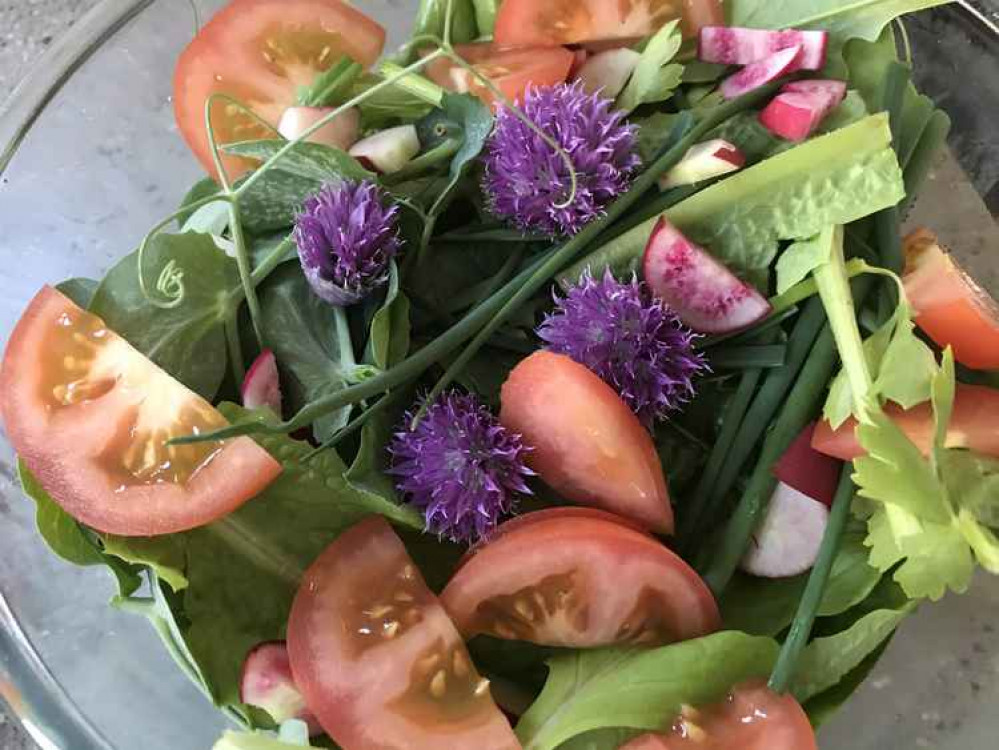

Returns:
620,681,817,750
494,0,722,48
500,351,673,533
811,383,999,461
287,517,519,750
173,0,386,179
0,287,282,535
441,511,719,648
424,43,574,108
903,228,999,370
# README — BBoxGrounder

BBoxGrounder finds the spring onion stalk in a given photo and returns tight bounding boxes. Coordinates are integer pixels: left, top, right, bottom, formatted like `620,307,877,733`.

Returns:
376,61,446,107
768,464,856,694
708,344,787,370
698,306,800,349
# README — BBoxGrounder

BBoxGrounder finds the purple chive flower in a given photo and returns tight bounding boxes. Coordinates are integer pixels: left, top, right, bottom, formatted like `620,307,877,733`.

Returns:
294,179,401,306
538,270,708,425
389,391,533,543
483,81,641,237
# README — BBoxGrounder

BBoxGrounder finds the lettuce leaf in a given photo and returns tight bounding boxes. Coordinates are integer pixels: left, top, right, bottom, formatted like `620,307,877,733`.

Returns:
515,632,778,750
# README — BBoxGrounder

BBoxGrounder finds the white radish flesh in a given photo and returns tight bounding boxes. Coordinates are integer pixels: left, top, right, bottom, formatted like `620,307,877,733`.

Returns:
348,125,421,174
759,79,847,141
278,106,360,151
574,48,642,99
741,483,830,578
241,349,282,416
658,139,745,190
642,218,772,334
240,641,320,735
699,26,828,70
719,45,802,100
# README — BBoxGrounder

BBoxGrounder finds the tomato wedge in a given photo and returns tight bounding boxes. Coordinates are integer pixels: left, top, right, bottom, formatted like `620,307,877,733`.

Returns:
811,383,999,461
500,351,673,533
440,511,719,648
494,0,722,48
173,0,385,179
424,43,574,107
0,287,281,535
287,517,519,750
620,681,817,749
903,228,999,370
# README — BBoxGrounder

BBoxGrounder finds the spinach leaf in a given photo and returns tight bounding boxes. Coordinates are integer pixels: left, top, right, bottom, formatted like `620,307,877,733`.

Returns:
56,277,99,309
17,461,141,597
363,262,411,370
412,0,478,45
516,632,779,750
89,231,238,400
259,264,353,441
616,21,684,113
803,636,892,726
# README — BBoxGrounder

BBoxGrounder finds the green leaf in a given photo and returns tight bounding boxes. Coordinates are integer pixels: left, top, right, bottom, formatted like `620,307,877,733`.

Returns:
213,729,315,750
296,56,362,108
363,262,411,370
258,265,353,441
355,73,435,130
566,115,904,284
429,93,493,214
803,634,892,727
89,231,238,400
776,232,835,296
635,112,682,163
471,0,500,35
616,21,684,113
103,534,188,592
55,277,99,309
17,461,142,597
556,728,642,750
516,632,779,750
176,177,220,227
412,0,478,45
706,111,782,164
789,603,913,702
941,450,999,528
226,140,373,184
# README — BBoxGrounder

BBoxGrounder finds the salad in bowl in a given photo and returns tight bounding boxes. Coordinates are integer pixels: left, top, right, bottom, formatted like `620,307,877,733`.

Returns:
2,0,997,748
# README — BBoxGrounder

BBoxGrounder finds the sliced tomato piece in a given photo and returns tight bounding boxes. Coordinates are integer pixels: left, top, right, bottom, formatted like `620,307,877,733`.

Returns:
441,511,719,648
173,0,385,179
494,0,719,47
424,43,574,107
811,383,999,461
903,228,999,370
499,351,673,533
0,287,281,535
287,517,518,750
620,681,817,749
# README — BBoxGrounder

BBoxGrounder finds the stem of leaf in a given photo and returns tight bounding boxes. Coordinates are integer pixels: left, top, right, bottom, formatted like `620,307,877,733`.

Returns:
334,305,357,369
224,309,245,385
768,464,856,694
227,199,265,348
383,138,462,186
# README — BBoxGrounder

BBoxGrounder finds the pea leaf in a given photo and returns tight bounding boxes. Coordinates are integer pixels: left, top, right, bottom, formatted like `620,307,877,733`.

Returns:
89,231,238,401
616,21,684,114
55,277,99,309
515,632,779,750
176,177,220,227
427,93,493,215
363,262,411,370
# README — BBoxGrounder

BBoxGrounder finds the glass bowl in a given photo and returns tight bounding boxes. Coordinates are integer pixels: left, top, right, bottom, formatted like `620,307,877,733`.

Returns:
0,2,997,749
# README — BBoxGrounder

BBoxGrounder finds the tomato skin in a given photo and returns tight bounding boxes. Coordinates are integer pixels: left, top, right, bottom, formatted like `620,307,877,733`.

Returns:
173,0,386,179
441,512,719,648
500,351,673,534
424,43,574,108
903,229,999,370
811,383,999,461
287,517,519,750
494,0,710,48
1,287,282,535
619,681,817,750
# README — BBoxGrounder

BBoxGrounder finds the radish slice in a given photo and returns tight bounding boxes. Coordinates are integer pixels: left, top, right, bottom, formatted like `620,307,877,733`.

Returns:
699,26,828,70
277,107,360,151
242,349,282,416
348,124,421,174
759,79,847,141
574,48,642,99
240,641,321,736
741,483,830,578
658,139,745,190
568,48,589,79
642,218,772,334
774,422,842,507
719,45,803,100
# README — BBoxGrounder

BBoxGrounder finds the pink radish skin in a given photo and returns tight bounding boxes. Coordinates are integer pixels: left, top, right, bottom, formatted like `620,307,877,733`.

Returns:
719,45,803,100
699,26,828,70
278,107,360,151
659,139,745,190
760,79,847,141
741,483,830,578
642,218,772,334
574,48,642,99
240,641,321,735
242,349,282,416
568,49,589,79
348,124,421,174
774,422,843,507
